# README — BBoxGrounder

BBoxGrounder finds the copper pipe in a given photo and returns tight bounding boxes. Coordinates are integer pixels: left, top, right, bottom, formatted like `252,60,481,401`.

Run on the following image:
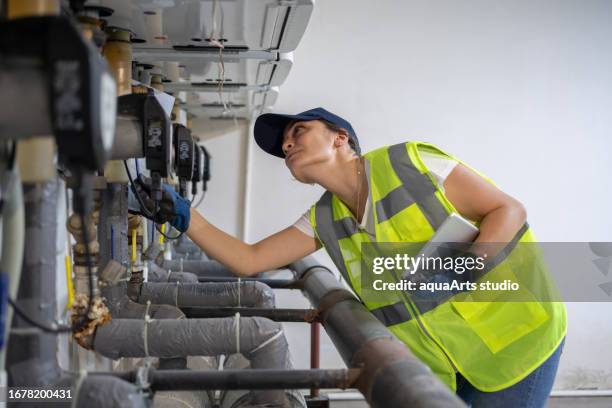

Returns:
7,0,59,19
103,29,132,96
151,74,164,91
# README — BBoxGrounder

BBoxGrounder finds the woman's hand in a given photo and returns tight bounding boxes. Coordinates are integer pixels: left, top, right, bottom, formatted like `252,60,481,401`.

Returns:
128,175,191,232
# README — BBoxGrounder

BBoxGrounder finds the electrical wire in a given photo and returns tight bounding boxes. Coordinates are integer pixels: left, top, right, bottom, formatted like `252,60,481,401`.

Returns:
192,190,206,208
8,298,71,333
124,160,184,240
123,160,155,219
0,141,17,216
209,0,237,122
155,223,184,240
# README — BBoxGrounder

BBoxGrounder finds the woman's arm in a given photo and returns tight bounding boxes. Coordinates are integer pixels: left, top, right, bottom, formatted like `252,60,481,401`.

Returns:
443,164,527,255
187,208,322,277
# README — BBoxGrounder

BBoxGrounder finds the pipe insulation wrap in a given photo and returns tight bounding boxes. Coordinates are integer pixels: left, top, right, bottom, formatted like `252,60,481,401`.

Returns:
101,283,186,320
75,375,148,408
161,260,232,276
7,179,63,387
148,262,199,283
0,167,25,370
138,281,276,308
153,390,211,408
220,353,306,408
93,316,292,406
93,316,289,361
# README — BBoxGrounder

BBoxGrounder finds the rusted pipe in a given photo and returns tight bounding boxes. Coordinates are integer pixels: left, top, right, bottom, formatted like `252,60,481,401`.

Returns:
91,368,361,391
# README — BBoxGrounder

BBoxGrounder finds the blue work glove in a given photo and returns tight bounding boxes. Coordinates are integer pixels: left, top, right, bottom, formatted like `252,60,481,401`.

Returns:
129,175,191,232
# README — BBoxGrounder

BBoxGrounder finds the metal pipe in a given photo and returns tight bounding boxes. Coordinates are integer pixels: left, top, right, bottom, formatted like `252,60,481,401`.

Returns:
7,0,59,19
310,322,321,397
66,210,112,350
291,257,466,408
181,307,318,322
102,28,132,97
92,368,360,391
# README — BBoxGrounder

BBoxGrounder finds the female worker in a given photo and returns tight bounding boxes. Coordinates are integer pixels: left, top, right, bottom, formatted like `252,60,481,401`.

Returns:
133,107,566,408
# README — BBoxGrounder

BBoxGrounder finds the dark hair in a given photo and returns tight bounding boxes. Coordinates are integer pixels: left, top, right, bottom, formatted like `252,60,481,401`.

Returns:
285,118,359,155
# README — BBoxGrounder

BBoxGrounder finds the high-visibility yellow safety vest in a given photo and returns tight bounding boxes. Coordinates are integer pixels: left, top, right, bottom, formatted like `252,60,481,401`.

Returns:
309,141,566,392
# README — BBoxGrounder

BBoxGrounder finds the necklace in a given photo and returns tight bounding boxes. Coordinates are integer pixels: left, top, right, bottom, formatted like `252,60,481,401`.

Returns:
355,156,363,222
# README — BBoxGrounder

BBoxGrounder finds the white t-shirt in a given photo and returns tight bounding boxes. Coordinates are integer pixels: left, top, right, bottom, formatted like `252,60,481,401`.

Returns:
292,150,458,238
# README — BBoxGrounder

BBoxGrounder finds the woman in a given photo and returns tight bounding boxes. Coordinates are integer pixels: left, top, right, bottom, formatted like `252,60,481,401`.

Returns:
134,107,566,408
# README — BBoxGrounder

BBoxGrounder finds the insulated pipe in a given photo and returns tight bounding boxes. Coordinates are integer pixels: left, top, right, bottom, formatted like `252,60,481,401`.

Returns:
0,166,25,372
148,263,199,283
92,316,292,406
160,259,234,276
172,239,207,259
101,283,186,320
181,307,316,323
6,180,66,387
219,354,307,408
74,375,148,408
100,282,189,370
291,257,466,408
197,276,301,289
136,281,276,308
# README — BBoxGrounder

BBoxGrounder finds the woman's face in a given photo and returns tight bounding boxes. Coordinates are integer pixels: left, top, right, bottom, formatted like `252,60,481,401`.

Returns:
282,120,337,182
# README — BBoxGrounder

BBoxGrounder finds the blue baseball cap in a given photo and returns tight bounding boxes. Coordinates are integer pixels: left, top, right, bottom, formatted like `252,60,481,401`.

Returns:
254,107,360,158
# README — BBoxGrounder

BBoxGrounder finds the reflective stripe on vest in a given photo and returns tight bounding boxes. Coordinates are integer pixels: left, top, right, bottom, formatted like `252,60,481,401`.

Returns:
369,222,529,325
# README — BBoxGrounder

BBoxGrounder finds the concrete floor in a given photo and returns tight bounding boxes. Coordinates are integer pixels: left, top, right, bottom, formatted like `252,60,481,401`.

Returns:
322,394,612,407
547,397,612,408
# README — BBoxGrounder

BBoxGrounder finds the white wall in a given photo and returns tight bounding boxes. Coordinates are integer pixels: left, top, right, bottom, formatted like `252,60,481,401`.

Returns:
242,0,612,390
194,121,249,239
